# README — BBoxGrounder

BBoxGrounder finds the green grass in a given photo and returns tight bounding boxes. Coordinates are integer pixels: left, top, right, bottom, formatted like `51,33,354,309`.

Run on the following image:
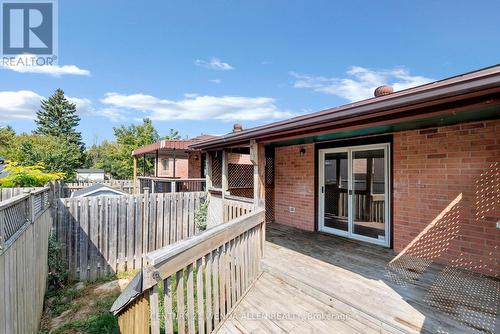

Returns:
50,296,119,334
40,270,140,334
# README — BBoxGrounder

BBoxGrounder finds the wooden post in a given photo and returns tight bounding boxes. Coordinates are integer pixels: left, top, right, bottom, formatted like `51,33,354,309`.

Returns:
143,154,146,176
133,156,138,194
250,140,265,210
251,140,266,256
222,150,228,198
206,152,213,189
155,149,159,177
172,149,176,178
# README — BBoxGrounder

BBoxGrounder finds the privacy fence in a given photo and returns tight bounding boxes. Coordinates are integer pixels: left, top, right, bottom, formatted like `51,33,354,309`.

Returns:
53,192,205,281
0,187,52,334
62,179,135,197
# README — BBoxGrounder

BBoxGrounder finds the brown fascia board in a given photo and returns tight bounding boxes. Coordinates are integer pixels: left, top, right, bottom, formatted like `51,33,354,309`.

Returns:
191,65,500,150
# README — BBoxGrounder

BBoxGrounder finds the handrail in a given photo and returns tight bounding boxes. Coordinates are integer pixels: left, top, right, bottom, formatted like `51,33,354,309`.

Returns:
143,209,264,288
112,208,266,334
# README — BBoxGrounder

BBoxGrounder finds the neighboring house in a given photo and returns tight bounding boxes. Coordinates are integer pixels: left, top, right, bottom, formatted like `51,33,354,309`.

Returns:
193,65,500,278
71,184,127,198
76,169,105,182
132,134,218,180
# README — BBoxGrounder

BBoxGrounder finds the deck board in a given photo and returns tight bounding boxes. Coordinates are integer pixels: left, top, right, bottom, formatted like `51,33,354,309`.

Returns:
217,223,499,334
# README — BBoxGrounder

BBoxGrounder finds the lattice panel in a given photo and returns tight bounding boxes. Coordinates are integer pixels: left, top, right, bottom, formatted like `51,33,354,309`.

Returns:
265,156,274,186
229,188,254,199
2,198,29,241
211,151,223,188
265,155,275,222
228,163,254,188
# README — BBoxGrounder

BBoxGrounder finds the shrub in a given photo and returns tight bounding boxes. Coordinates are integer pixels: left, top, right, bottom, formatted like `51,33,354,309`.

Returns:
47,234,69,289
0,161,64,187
194,197,209,231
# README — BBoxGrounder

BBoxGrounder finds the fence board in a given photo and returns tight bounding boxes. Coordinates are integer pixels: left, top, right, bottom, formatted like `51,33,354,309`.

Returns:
0,203,51,334
55,192,204,280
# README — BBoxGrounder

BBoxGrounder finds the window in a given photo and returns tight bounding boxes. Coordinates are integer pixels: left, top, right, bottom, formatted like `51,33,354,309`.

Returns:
162,159,169,171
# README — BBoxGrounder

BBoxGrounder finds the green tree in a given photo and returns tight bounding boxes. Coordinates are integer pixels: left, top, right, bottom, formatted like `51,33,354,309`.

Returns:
0,161,64,187
4,134,82,179
35,88,84,151
0,125,16,156
86,118,171,179
165,128,180,140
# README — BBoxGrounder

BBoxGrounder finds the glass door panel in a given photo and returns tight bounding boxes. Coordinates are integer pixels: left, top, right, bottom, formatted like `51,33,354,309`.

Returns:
324,152,348,232
351,149,387,242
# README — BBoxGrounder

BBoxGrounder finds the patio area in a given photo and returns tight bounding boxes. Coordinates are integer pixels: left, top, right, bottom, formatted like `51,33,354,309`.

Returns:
218,223,500,334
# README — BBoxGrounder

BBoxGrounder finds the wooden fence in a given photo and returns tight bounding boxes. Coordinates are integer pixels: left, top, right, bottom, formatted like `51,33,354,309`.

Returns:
0,187,46,202
112,209,266,334
63,179,135,197
53,192,205,281
0,188,52,334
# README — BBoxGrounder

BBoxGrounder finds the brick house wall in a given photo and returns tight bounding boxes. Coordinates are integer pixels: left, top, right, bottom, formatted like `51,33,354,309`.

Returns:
393,119,499,277
156,155,189,178
273,119,499,276
188,152,202,178
274,143,315,231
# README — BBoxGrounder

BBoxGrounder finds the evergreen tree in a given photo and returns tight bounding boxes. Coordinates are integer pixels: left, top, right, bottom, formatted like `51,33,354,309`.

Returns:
35,88,84,150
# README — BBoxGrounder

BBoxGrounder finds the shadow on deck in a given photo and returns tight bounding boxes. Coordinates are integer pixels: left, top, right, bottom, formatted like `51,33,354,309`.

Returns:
219,223,499,334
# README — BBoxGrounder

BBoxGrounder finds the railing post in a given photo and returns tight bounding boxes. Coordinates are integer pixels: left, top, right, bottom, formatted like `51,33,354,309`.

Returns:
171,181,176,193
23,188,34,222
0,208,5,250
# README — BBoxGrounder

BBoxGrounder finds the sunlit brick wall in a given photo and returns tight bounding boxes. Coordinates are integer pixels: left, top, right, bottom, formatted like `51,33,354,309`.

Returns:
393,119,500,277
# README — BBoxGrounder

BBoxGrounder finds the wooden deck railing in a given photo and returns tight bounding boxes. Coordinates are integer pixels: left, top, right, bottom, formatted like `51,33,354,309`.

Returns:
139,176,206,194
112,208,266,334
223,195,253,223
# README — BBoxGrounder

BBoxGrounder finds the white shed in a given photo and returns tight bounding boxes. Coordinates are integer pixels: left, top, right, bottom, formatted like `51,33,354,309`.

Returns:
76,169,105,182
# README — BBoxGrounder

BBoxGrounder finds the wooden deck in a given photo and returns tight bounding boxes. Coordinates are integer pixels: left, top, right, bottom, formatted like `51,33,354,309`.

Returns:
218,223,499,334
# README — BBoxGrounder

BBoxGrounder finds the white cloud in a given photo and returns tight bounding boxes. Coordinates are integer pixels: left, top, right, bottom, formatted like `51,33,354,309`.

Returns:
0,91,94,121
68,97,93,114
0,90,43,120
101,93,293,122
194,58,234,70
1,55,90,77
209,79,221,84
291,66,433,102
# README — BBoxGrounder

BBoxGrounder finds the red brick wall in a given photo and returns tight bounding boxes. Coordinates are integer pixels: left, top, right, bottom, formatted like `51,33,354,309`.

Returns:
393,119,500,277
188,152,202,178
156,155,189,178
274,144,315,231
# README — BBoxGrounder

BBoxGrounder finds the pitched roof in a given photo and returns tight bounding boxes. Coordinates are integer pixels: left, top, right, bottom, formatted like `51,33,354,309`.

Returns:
132,134,219,156
71,184,127,197
76,169,105,173
192,64,500,149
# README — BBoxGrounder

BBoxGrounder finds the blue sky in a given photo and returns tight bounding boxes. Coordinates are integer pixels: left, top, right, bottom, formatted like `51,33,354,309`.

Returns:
1,0,499,146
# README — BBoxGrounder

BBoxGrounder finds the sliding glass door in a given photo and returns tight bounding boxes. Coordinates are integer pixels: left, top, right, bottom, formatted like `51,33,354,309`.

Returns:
319,144,390,246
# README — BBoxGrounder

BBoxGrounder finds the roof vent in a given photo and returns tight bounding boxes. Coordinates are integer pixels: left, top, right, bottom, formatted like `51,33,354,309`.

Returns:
374,85,394,97
233,124,243,132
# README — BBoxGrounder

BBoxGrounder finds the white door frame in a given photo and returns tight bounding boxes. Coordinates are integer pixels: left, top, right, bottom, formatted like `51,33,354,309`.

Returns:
318,143,391,247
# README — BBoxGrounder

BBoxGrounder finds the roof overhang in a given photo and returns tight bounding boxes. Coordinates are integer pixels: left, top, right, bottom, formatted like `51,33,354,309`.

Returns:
132,140,201,156
192,65,500,150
